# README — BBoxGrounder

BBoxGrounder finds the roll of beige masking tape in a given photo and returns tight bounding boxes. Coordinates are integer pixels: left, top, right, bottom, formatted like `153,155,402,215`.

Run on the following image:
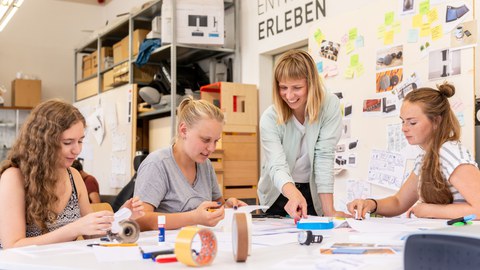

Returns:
175,226,217,266
232,212,250,262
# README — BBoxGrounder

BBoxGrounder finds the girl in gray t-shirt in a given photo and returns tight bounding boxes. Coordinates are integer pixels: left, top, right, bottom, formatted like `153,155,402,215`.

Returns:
134,96,247,230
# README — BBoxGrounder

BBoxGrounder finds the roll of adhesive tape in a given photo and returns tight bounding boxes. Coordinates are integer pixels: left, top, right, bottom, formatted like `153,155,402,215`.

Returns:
232,212,250,262
175,226,217,267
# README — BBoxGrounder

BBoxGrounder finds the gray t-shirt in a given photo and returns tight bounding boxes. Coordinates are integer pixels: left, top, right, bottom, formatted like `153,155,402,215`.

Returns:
134,146,222,213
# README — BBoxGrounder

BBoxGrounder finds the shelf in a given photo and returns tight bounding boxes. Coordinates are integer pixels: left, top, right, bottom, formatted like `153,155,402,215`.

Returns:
0,106,33,110
75,74,98,85
137,106,172,120
147,44,235,65
0,122,15,127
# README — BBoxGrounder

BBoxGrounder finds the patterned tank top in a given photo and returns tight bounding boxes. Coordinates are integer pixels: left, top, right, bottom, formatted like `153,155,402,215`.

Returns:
25,168,82,237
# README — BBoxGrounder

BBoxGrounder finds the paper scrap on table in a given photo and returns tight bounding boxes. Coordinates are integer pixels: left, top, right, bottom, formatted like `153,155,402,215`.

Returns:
92,246,142,262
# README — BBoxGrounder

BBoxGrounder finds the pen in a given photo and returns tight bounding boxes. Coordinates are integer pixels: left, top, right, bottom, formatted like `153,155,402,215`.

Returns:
447,214,476,225
88,243,138,247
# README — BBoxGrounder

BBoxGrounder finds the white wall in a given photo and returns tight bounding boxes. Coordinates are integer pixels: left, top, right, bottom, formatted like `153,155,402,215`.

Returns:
0,0,147,106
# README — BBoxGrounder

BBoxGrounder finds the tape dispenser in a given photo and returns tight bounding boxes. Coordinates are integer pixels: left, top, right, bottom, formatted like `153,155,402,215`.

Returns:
107,208,140,243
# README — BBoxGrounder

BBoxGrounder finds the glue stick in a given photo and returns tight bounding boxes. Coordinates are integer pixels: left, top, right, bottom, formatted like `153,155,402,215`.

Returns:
158,215,166,245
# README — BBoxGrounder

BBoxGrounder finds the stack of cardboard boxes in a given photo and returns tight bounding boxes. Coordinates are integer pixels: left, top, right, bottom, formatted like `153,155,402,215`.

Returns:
201,82,259,203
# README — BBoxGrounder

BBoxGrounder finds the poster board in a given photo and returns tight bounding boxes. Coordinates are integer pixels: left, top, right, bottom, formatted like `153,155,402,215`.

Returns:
308,0,476,208
74,84,133,195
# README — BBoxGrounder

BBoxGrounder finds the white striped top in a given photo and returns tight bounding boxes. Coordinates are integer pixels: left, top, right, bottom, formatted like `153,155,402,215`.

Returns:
413,141,477,203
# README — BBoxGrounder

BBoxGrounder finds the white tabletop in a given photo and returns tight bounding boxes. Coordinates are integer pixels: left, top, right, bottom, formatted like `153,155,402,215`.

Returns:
0,218,409,270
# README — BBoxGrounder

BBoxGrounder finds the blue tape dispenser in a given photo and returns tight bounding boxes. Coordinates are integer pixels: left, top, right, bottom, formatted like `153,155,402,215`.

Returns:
297,217,334,230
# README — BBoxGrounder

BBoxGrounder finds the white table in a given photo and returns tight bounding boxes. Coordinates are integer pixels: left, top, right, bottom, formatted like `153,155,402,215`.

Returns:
0,219,405,270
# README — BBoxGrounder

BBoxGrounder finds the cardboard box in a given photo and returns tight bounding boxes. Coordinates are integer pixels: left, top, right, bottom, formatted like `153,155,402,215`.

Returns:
102,69,114,91
82,54,93,70
92,47,113,70
162,0,224,45
113,36,129,64
11,79,41,107
132,29,150,57
200,82,258,127
76,77,97,100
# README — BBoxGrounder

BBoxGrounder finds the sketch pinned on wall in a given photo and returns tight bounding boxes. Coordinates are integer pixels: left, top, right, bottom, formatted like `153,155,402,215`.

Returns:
387,123,420,159
347,179,371,202
367,149,406,190
87,107,105,146
428,48,461,80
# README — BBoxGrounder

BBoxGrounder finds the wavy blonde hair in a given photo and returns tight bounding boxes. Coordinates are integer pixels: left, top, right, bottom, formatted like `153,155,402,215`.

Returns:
0,99,85,232
272,49,325,124
404,82,460,204
174,95,224,142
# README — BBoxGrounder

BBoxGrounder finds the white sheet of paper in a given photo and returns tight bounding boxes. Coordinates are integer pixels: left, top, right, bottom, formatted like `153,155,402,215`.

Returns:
92,246,142,262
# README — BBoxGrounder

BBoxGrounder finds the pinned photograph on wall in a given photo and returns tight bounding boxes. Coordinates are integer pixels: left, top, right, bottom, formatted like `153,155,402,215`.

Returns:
450,20,477,50
362,98,382,116
376,45,403,70
428,48,461,80
381,95,399,117
400,0,415,15
335,155,347,167
442,2,471,34
393,72,419,101
319,40,340,62
342,102,353,118
375,68,403,93
341,118,351,140
347,153,357,167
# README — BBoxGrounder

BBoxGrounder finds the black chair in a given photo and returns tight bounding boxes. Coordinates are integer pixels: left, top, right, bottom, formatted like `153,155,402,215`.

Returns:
111,150,148,212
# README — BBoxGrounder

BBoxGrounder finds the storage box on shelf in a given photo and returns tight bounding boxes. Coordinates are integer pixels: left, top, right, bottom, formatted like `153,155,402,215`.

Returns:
92,47,113,70
132,29,150,56
11,79,41,107
201,82,258,203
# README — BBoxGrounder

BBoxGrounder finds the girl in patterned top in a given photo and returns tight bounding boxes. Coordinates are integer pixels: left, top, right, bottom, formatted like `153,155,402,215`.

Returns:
347,82,480,219
0,100,144,249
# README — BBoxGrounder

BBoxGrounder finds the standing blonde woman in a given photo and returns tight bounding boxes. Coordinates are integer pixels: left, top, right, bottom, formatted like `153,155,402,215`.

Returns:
348,83,480,219
0,100,144,249
134,96,247,230
258,49,350,220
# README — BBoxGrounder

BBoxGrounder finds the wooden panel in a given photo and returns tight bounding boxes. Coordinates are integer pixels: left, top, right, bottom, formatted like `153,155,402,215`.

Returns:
223,125,257,133
216,172,223,187
223,161,258,186
223,142,257,161
76,77,98,100
220,82,258,126
224,187,257,201
222,132,257,143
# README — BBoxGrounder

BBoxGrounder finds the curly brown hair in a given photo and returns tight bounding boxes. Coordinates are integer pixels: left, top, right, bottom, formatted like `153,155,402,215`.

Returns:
404,82,460,205
0,99,85,233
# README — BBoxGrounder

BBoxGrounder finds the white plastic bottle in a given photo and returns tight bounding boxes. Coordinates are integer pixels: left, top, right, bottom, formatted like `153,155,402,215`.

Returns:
158,215,166,245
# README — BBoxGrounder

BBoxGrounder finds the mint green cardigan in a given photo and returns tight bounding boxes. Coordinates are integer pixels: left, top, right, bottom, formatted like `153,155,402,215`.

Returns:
257,92,342,216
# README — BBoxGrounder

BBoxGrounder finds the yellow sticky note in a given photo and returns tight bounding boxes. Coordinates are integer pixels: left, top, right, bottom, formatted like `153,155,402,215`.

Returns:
349,28,358,41
393,21,401,34
431,25,443,40
412,14,423,28
384,30,394,45
344,67,354,79
356,63,365,77
385,11,394,25
420,22,431,37
350,54,359,67
346,41,354,55
314,29,325,45
419,0,430,15
428,8,438,23
377,25,386,39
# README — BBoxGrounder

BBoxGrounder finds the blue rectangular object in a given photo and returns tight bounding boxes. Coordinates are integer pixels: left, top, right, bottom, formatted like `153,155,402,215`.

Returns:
296,220,334,230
